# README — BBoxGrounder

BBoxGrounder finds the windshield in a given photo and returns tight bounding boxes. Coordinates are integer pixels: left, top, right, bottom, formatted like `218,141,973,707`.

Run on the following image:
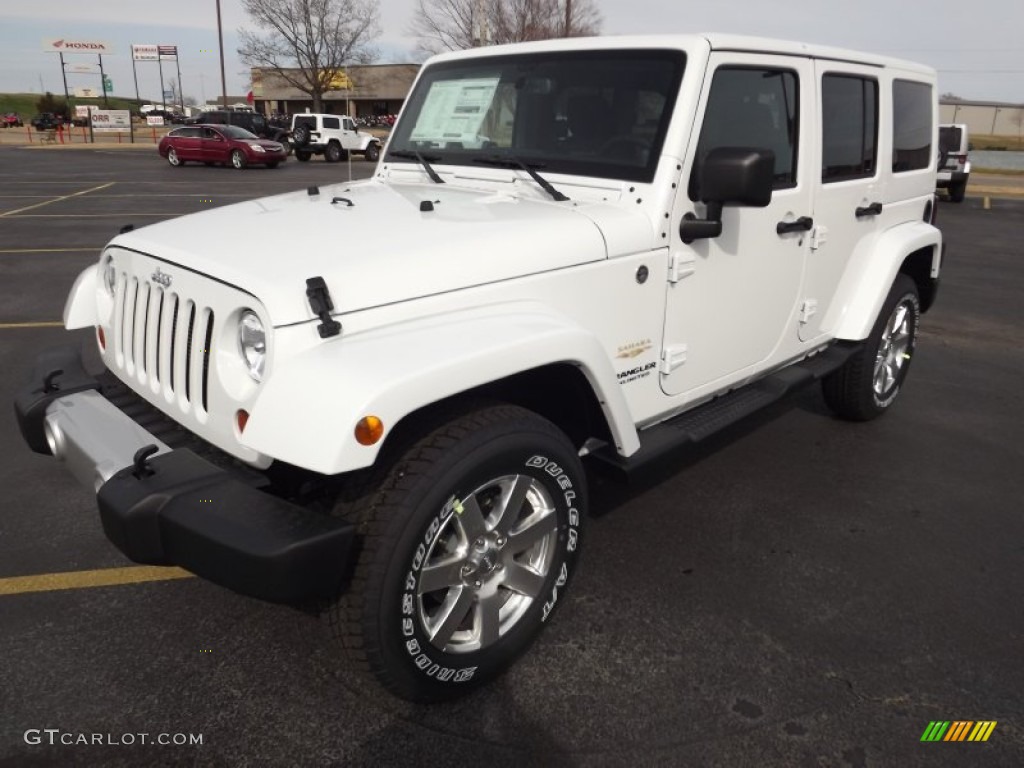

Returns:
220,125,259,140
387,49,686,183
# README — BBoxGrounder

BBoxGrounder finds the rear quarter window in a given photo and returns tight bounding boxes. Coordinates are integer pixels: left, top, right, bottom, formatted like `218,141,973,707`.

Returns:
892,80,933,172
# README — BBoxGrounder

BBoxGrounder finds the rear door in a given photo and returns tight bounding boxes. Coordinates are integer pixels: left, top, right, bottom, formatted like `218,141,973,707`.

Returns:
174,127,203,160
201,127,229,163
800,63,883,342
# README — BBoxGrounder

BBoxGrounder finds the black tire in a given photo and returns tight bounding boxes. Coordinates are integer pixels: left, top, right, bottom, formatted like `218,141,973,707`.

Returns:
292,124,311,147
949,180,967,203
325,142,343,163
296,150,312,162
364,142,380,162
327,403,585,703
230,149,247,170
822,274,920,421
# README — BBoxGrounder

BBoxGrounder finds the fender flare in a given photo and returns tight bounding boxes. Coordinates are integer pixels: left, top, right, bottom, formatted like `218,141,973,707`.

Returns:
64,263,98,329
825,221,941,341
241,305,640,475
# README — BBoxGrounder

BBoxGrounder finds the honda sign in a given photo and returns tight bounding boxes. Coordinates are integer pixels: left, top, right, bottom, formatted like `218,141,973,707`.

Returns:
43,38,115,54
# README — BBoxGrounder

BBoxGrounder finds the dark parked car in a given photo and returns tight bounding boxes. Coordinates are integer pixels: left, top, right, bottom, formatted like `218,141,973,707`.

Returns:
145,109,185,124
2,112,23,128
158,124,288,169
30,113,65,131
186,109,290,150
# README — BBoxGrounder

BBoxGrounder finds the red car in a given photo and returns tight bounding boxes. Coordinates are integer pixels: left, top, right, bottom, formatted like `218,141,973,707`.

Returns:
158,124,287,169
2,112,23,128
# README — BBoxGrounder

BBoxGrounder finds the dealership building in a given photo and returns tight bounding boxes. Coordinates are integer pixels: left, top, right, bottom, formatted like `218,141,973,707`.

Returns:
252,64,420,117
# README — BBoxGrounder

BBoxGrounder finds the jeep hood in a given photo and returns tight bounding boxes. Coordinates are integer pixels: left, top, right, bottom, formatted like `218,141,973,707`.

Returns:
111,180,645,325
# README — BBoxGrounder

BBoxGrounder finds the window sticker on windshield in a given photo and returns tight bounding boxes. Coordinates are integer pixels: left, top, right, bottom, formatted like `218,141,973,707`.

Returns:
409,78,500,145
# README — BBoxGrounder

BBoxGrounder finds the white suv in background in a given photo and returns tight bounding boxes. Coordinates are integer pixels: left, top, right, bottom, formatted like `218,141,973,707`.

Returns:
290,113,382,162
937,123,971,202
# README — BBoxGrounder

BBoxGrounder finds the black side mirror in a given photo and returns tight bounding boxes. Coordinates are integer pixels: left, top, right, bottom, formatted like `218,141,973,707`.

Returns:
680,147,775,244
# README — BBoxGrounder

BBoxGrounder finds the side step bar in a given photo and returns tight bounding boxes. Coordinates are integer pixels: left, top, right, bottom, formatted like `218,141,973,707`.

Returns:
589,343,860,476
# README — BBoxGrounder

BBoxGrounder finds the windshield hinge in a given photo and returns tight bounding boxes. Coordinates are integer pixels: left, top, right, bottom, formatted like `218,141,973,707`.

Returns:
306,276,341,338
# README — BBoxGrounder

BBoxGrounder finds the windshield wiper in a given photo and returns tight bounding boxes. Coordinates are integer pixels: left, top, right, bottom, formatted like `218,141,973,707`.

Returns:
388,149,445,184
473,156,569,202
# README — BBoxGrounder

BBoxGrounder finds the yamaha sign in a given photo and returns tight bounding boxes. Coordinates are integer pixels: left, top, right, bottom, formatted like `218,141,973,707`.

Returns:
42,38,116,54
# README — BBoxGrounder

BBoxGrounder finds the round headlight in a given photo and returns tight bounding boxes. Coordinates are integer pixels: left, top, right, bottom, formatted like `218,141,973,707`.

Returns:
238,311,266,382
103,255,117,295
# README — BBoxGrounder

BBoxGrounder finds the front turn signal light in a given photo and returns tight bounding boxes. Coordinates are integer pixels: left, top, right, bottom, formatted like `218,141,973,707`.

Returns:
355,416,384,446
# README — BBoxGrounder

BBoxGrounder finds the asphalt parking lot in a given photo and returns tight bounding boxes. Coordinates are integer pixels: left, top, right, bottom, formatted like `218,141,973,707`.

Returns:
1,145,1022,767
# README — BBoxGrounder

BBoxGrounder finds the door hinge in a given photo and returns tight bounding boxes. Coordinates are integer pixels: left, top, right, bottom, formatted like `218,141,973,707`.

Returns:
668,252,696,283
810,224,829,251
660,344,688,374
799,299,818,325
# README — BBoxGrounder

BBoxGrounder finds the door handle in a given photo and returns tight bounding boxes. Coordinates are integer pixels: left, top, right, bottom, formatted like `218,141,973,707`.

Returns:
776,216,813,235
855,202,883,217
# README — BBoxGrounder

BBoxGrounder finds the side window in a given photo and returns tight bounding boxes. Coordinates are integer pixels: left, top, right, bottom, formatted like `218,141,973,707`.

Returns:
322,116,340,130
690,67,799,201
892,80,933,172
821,74,878,182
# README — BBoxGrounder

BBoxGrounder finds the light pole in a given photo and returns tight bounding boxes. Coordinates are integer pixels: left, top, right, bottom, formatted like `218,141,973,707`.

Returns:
217,0,229,108
990,107,1001,135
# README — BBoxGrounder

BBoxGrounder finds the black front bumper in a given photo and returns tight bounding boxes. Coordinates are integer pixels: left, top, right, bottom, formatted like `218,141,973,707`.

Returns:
15,345,355,604
97,449,354,603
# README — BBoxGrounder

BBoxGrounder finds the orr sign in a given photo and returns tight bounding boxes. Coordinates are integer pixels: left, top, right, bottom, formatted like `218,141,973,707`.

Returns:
42,38,116,54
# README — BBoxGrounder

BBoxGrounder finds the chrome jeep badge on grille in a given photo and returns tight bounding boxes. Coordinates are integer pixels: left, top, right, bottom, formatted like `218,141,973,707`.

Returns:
151,268,172,287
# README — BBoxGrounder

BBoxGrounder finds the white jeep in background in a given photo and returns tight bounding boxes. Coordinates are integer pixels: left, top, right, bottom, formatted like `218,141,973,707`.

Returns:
17,34,942,703
937,123,971,202
290,112,382,162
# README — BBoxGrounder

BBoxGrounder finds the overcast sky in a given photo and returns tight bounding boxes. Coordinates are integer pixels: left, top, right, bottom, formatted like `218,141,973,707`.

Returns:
2,0,1022,105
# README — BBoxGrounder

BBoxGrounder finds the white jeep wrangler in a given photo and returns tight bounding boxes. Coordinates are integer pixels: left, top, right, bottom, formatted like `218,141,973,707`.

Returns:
17,34,942,703
937,123,971,202
290,112,382,162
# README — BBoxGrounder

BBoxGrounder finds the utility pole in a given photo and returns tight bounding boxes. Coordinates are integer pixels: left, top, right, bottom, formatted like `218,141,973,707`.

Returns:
98,54,109,107
565,0,572,36
217,0,229,108
59,52,71,118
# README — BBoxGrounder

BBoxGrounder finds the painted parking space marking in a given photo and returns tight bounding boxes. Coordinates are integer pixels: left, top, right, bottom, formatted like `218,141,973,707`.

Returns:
0,321,64,329
0,248,101,254
0,182,114,218
3,213,183,219
0,566,195,596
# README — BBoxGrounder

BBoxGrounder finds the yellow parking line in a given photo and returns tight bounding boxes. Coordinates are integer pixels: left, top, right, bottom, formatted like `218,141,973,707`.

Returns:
0,182,114,218
0,321,64,328
0,566,195,596
0,248,100,253
5,213,181,218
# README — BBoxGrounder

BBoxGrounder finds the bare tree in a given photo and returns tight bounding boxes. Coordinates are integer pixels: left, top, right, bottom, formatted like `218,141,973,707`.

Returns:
411,0,601,56
168,78,181,108
238,0,381,112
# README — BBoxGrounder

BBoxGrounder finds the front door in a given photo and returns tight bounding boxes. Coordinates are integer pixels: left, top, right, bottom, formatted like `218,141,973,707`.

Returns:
661,53,813,399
